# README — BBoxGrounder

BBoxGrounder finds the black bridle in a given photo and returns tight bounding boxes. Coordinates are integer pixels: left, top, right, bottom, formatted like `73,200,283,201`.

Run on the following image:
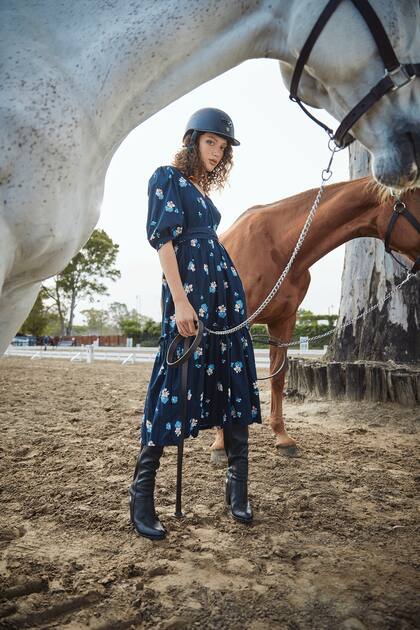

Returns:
290,0,420,274
289,0,420,148
384,199,420,274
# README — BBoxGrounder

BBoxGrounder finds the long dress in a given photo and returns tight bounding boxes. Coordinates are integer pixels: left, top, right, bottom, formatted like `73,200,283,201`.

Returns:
141,165,262,447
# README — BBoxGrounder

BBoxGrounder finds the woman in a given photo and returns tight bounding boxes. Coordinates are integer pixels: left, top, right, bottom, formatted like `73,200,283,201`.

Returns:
130,108,262,540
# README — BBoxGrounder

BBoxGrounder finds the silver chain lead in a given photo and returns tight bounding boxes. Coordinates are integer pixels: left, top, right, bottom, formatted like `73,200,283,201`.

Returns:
205,144,339,336
275,271,414,347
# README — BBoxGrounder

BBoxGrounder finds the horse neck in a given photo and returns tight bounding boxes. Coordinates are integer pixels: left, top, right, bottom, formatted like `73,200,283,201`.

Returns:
49,1,291,157
275,178,383,274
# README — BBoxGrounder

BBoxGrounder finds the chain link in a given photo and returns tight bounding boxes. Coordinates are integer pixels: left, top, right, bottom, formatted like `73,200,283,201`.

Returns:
273,271,415,348
204,144,339,336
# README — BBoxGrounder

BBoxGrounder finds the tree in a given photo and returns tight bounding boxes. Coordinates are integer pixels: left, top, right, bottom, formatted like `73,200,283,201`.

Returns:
81,308,110,335
120,314,161,346
109,302,130,331
327,143,420,363
19,287,52,337
44,229,121,336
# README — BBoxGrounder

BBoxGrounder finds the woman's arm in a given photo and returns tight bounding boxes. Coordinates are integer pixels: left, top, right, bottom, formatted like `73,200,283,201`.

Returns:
158,241,198,337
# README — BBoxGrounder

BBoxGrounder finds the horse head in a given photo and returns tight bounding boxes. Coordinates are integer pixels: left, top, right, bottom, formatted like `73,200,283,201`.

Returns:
280,0,420,190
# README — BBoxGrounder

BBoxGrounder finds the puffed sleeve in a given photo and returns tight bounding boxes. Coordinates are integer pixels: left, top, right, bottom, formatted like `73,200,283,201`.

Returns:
146,166,185,251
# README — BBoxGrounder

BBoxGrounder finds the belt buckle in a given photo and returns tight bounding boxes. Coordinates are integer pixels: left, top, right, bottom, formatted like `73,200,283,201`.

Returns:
387,65,415,91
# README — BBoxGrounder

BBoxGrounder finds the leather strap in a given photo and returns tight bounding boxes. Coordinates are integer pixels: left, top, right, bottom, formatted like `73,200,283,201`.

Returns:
166,320,204,517
384,202,420,275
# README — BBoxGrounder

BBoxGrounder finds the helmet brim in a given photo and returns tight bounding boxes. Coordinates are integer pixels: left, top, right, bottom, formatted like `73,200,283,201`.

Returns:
184,128,240,146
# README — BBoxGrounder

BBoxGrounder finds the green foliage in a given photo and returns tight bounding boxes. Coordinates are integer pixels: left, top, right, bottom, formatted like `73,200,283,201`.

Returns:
120,314,161,346
43,229,121,335
81,308,111,335
294,308,337,348
19,287,52,337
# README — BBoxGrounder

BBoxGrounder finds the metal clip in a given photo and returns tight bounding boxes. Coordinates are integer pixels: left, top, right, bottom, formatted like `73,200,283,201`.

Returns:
393,200,406,214
387,65,415,92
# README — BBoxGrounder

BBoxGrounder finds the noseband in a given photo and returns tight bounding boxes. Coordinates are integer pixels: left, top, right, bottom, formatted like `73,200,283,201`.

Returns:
289,0,420,148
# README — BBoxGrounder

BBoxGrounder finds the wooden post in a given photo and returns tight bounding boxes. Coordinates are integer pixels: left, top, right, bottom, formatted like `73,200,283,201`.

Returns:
327,362,344,399
345,362,365,401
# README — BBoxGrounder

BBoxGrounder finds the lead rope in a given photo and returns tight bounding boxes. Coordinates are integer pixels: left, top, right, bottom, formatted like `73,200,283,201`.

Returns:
204,140,341,337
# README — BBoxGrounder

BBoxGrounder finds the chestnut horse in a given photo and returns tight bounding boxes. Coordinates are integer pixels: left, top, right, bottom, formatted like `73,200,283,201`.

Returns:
210,177,420,456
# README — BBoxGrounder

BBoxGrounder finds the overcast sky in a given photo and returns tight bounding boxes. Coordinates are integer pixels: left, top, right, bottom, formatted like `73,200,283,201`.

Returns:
79,59,350,323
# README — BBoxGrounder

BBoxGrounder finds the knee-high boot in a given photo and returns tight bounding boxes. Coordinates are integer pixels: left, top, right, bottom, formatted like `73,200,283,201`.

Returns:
224,423,253,523
129,445,166,540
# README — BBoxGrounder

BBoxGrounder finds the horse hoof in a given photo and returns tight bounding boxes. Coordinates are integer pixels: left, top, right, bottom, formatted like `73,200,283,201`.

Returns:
275,444,301,458
210,448,227,466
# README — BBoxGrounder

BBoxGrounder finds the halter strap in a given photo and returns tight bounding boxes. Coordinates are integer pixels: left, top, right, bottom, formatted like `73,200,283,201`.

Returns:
289,0,419,147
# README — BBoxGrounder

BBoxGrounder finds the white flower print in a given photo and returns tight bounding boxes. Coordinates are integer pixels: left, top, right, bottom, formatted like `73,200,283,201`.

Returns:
169,314,176,330
146,420,152,432
184,283,193,294
190,418,198,428
188,261,196,272
174,420,182,437
231,361,243,374
172,226,183,237
155,188,164,200
235,299,244,314
179,176,188,187
165,200,176,213
241,336,248,348
198,303,208,319
194,347,203,360
147,440,155,446
209,281,217,293
231,266,238,276
191,239,199,247
197,197,207,209
217,382,223,391
206,363,215,375
217,304,227,318
166,422,171,430
252,406,258,418
187,389,192,400
203,264,209,274
160,388,170,404
224,281,229,288
220,341,227,353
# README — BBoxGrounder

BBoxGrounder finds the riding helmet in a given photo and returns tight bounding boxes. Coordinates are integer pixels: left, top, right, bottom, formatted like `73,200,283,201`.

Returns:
183,108,240,146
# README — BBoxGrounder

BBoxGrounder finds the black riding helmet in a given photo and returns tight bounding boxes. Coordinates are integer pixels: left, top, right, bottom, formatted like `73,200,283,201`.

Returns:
183,107,240,147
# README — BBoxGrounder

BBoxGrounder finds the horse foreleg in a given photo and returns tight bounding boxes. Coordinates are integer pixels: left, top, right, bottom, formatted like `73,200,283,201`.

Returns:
0,281,41,355
268,315,299,451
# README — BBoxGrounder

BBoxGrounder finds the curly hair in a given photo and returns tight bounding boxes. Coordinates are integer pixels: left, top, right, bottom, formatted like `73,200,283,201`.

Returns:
172,132,233,195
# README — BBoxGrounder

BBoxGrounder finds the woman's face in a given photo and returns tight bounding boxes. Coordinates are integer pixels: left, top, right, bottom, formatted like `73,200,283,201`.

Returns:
197,132,228,172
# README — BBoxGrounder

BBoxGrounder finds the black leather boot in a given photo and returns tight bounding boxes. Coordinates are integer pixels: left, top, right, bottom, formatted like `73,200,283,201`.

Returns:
224,423,253,523
129,445,166,540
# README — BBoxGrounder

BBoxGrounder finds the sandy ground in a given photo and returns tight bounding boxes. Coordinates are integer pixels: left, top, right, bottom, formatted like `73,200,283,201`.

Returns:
0,357,419,630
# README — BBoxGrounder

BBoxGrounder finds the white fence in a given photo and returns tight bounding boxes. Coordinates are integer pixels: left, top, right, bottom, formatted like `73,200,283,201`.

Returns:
4,344,326,367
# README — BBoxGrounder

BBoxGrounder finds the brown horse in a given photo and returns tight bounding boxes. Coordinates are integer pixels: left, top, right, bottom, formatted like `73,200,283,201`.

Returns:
210,177,420,456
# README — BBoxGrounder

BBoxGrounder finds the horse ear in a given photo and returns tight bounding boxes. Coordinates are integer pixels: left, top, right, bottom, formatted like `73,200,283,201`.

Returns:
279,60,328,110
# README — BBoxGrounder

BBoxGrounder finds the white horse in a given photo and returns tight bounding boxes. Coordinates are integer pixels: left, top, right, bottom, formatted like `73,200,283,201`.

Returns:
1,0,419,354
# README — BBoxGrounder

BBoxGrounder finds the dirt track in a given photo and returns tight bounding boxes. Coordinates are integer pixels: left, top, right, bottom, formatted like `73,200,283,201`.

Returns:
0,357,419,629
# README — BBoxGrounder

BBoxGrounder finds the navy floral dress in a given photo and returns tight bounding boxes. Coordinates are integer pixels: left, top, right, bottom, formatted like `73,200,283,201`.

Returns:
141,165,262,447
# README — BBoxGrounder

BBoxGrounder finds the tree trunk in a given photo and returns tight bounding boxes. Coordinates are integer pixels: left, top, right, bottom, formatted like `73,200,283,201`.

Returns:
326,142,420,364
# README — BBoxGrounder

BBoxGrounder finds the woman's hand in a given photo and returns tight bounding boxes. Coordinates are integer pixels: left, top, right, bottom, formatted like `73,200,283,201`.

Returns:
174,298,199,337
